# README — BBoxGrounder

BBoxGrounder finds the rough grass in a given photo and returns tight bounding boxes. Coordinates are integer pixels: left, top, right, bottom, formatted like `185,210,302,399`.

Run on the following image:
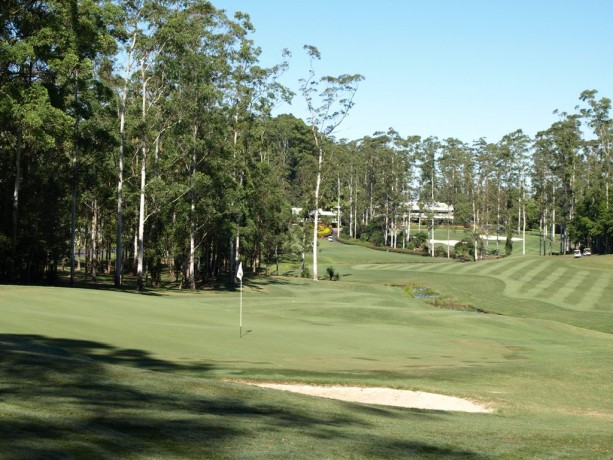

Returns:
1,244,612,458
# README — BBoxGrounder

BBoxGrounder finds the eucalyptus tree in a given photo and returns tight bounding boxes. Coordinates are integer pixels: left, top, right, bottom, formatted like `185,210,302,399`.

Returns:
362,129,408,248
468,139,493,260
64,1,119,285
111,0,144,286
384,129,409,248
532,136,556,255
577,90,612,209
0,1,71,280
571,90,613,253
151,1,228,289
416,137,440,256
220,13,291,282
259,114,316,274
0,0,117,282
128,2,180,291
299,45,363,281
497,130,531,255
439,138,470,256
344,139,365,239
401,135,420,246
349,135,376,241
534,113,582,254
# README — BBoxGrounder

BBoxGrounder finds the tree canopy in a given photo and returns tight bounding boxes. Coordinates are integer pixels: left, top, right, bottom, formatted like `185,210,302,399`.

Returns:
1,0,612,286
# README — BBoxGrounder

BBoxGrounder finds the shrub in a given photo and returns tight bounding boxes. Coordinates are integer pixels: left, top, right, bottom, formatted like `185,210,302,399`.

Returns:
410,231,429,248
434,246,448,257
505,236,513,256
454,239,473,258
326,266,340,281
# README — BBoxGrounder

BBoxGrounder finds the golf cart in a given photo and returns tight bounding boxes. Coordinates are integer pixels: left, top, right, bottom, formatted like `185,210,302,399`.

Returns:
573,249,581,258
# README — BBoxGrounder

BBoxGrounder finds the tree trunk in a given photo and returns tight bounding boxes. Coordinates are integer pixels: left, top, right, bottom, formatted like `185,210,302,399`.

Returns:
70,70,79,286
115,97,125,287
312,141,323,281
12,125,22,279
188,206,196,290
336,173,341,236
188,126,198,290
136,145,146,290
348,179,354,238
115,35,136,287
91,200,98,282
520,179,526,256
473,192,479,262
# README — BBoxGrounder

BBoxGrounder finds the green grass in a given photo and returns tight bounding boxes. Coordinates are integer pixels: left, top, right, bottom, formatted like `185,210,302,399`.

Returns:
1,244,612,458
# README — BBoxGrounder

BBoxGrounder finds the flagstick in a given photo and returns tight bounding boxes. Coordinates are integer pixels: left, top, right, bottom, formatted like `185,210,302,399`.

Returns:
239,276,243,338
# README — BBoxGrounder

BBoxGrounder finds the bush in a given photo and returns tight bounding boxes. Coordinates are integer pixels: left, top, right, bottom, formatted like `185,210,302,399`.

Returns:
454,239,473,258
326,266,340,281
505,236,513,256
336,237,428,257
410,231,428,248
317,224,332,238
434,246,448,258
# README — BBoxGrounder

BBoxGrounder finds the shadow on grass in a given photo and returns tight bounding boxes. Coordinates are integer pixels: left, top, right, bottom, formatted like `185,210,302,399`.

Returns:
0,334,484,458
11,271,299,297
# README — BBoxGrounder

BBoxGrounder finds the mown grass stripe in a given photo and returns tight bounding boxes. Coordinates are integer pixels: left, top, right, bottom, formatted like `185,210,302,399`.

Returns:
430,262,460,272
490,260,552,299
483,258,521,276
564,270,603,310
490,259,537,281
547,269,591,311
451,260,496,275
508,259,551,285
516,260,556,289
592,273,613,312
524,266,568,299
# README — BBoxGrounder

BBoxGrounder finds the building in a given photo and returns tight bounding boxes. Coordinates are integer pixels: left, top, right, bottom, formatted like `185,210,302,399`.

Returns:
404,201,454,223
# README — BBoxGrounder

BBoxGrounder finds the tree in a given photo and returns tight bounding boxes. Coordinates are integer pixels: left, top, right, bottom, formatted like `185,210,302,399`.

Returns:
299,45,363,281
416,137,440,257
535,113,582,254
0,0,116,282
498,130,531,255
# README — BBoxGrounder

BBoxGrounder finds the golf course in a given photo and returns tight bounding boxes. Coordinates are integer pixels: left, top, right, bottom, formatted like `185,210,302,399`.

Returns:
1,240,612,459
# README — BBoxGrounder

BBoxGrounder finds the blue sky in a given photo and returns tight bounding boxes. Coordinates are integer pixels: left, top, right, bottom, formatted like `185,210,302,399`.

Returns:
214,0,613,143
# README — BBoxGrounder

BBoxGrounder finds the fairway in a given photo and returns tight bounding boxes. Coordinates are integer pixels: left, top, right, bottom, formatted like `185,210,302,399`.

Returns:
1,243,612,458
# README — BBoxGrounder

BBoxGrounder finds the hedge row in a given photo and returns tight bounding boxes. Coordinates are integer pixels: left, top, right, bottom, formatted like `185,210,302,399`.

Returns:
336,237,430,257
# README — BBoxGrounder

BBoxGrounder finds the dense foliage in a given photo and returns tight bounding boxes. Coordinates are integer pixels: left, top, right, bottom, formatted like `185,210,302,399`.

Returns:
1,0,612,286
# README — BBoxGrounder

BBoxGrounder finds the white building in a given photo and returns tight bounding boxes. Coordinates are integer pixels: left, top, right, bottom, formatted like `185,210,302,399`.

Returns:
404,201,454,223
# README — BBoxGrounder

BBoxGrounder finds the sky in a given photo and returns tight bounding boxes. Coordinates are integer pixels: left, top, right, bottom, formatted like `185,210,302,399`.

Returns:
213,0,613,144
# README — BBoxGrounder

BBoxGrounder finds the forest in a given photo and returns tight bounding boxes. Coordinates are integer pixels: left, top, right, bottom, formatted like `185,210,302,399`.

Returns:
2,0,612,288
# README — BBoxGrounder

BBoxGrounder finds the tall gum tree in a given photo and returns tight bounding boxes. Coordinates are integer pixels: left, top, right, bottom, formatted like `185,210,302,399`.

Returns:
299,45,362,281
535,113,582,254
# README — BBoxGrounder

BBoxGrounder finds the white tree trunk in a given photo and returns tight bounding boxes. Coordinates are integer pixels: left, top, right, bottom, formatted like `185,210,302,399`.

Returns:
189,199,196,290
136,147,146,290
115,36,135,287
312,144,323,281
91,200,98,281
522,198,526,256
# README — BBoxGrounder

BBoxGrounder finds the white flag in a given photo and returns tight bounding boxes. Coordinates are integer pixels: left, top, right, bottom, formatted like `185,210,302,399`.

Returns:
236,262,243,280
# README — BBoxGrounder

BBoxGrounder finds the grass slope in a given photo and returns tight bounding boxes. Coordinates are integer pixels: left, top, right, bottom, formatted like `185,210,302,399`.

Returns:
1,243,612,458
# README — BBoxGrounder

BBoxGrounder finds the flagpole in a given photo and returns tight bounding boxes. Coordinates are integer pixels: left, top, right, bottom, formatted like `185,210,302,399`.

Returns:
237,262,243,338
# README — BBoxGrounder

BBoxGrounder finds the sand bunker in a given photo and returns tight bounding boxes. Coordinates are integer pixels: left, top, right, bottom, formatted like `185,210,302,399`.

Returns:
249,383,493,413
